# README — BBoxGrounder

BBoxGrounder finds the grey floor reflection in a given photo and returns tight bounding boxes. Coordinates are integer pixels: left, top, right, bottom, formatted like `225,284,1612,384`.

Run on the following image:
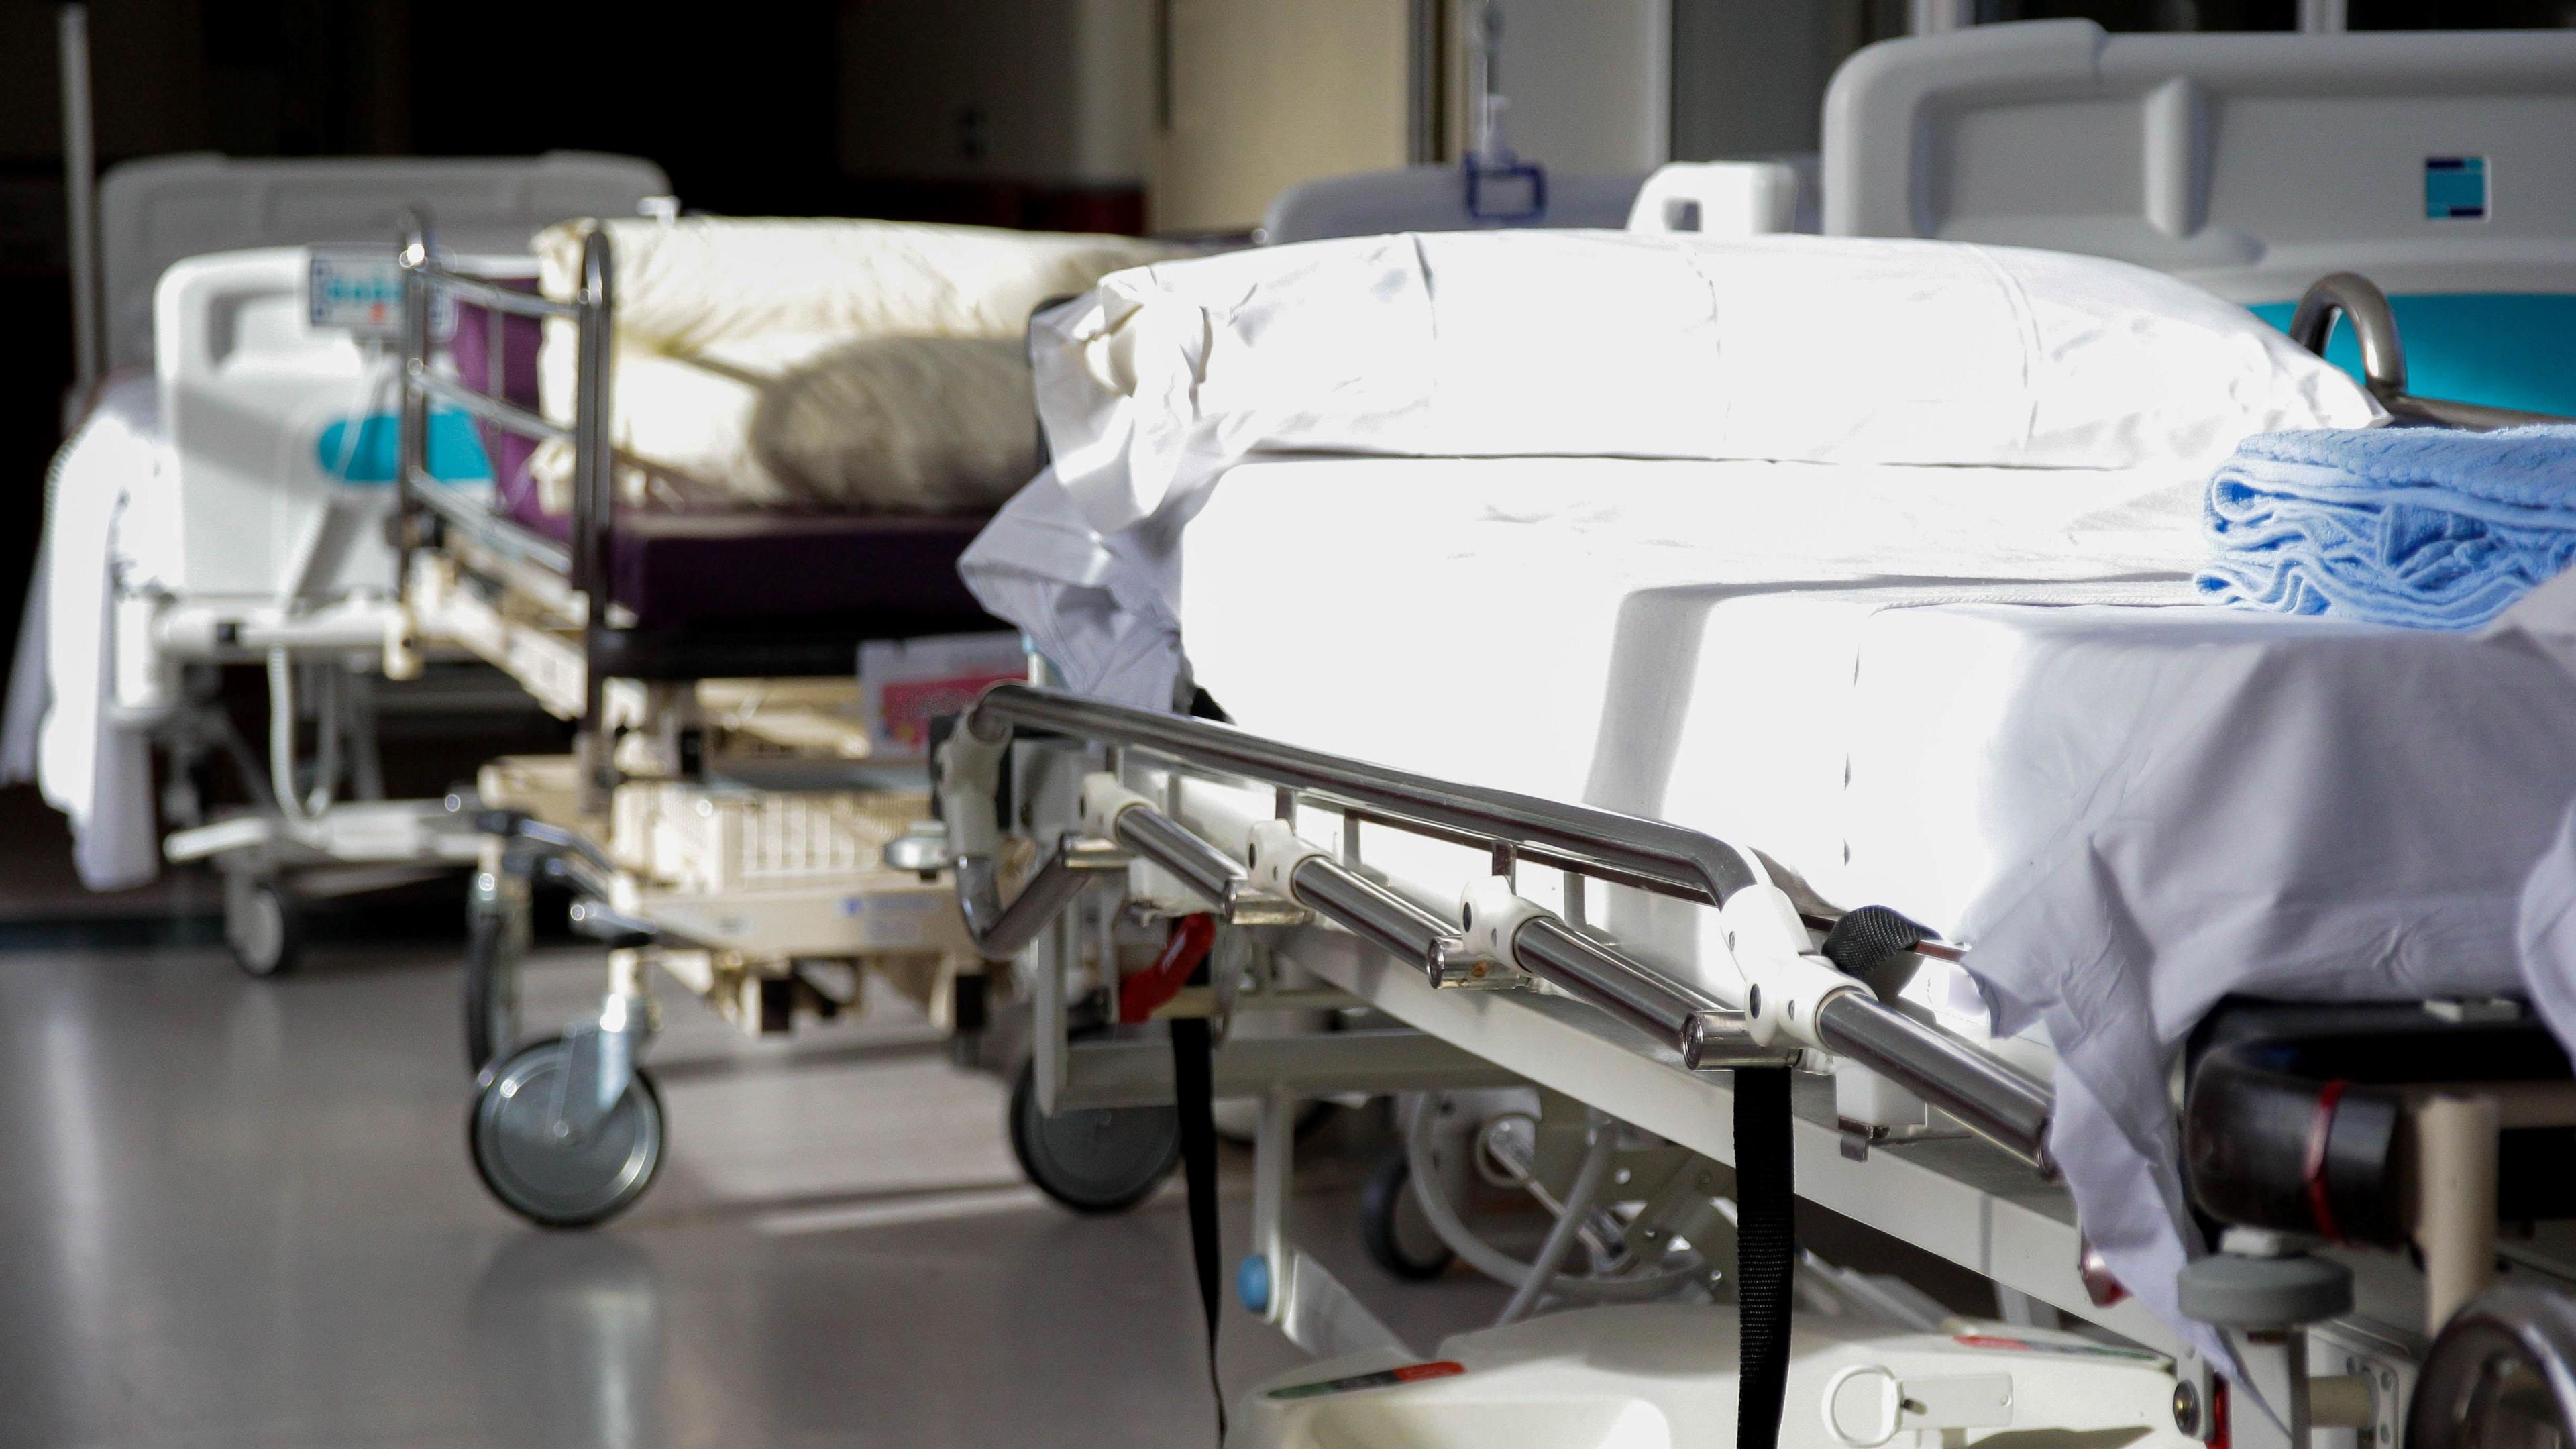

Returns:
470,1234,667,1449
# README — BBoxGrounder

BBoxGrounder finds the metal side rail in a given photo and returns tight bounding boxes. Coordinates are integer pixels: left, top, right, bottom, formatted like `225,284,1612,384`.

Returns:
941,682,2053,1173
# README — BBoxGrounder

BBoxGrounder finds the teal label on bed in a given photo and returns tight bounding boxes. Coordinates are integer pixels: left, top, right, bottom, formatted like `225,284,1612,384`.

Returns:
314,409,492,485
2424,156,2487,220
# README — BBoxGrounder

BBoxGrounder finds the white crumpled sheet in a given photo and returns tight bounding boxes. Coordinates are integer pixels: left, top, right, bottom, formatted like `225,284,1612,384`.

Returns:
970,452,2576,1368
1,374,177,889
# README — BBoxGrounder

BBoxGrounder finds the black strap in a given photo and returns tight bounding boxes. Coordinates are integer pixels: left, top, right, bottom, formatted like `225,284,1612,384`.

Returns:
1735,1065,1796,1449
1171,1012,1226,1440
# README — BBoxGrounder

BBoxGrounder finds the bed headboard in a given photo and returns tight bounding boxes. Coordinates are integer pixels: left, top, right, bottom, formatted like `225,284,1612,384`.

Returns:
1821,20,2576,305
1822,21,2576,414
97,150,669,372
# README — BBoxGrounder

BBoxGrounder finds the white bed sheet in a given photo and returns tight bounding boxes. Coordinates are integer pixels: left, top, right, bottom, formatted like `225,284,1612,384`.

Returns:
1165,454,2576,1357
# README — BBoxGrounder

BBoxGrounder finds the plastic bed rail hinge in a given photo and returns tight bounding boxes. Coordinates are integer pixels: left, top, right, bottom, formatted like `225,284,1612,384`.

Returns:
1245,820,1329,900
1077,771,1154,839
1721,883,1862,1049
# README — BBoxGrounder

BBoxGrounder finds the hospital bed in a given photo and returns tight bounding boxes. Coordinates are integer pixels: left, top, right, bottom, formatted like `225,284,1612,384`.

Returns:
391,211,1183,1225
942,21,2576,1449
2,152,668,973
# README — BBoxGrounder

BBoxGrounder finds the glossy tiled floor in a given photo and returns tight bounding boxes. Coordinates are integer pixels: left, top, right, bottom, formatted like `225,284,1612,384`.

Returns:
0,938,1506,1448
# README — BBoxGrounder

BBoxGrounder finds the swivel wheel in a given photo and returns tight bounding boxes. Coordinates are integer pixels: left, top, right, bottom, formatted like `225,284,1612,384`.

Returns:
1007,1051,1180,1214
470,1036,665,1229
225,874,303,978
1360,1148,1456,1281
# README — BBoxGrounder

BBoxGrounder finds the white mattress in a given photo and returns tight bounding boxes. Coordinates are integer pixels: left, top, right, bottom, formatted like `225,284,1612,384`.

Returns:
1172,453,2576,1352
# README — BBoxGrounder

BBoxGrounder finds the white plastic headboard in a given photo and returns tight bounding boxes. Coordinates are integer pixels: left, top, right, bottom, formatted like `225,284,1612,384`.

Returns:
97,150,669,370
1821,21,2576,303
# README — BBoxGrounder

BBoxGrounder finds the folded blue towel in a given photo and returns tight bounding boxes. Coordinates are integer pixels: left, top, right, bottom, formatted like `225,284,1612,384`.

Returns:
2198,423,2576,629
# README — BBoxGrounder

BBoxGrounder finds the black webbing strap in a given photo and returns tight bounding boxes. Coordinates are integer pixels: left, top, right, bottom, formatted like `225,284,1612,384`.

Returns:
1171,993,1226,1438
1735,1065,1797,1449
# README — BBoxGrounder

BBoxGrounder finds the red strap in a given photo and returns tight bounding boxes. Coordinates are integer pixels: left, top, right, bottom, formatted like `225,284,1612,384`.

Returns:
1118,913,1218,1024
2302,1078,2353,1244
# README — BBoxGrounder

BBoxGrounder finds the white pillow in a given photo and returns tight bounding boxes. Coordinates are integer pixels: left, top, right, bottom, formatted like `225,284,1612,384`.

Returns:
1033,230,2381,535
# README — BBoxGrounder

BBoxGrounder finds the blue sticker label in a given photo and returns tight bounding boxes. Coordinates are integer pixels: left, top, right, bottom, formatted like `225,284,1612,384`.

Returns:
314,409,492,485
2425,156,2487,221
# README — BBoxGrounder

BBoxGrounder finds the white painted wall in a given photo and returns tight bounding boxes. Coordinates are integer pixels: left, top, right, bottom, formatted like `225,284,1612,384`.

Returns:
1480,0,1672,172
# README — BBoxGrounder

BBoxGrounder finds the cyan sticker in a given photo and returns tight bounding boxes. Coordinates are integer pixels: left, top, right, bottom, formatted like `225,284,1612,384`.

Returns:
2425,156,2487,221
313,409,492,485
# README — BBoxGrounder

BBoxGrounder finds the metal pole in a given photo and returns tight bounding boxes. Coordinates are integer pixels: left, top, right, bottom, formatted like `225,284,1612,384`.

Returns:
572,227,614,812
1908,0,1974,35
58,4,100,402
2298,0,2348,32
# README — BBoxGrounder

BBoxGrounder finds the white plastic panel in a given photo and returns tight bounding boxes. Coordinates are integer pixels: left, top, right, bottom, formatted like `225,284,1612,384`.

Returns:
98,150,667,370
1821,20,2576,302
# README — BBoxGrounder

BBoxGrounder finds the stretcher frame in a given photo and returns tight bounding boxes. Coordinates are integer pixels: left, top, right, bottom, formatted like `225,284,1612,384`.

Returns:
392,216,989,1222
941,270,2576,1448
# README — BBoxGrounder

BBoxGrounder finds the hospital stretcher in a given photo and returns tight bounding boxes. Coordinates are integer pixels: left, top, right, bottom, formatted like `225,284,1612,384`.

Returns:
934,23,2576,1449
390,216,1161,1226
931,335,2576,1447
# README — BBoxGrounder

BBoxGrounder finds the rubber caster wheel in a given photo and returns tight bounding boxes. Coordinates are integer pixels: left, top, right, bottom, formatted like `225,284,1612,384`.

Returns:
225,876,302,978
1008,1051,1180,1214
1360,1148,1455,1281
462,875,530,1074
470,1036,664,1229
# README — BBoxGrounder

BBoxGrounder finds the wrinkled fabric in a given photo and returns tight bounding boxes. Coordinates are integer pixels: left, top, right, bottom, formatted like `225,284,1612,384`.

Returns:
2200,423,2576,628
1034,230,2378,536
1159,457,2576,1371
0,376,171,888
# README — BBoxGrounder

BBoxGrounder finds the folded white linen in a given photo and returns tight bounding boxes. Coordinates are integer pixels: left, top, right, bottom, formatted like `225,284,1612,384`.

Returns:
1033,230,2380,536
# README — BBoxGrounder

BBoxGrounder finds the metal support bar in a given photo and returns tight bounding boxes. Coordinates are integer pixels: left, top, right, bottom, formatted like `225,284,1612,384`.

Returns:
1286,853,1478,983
956,838,1130,963
1513,915,1774,1069
1813,990,2054,1171
416,265,580,321
956,684,2059,1179
59,5,99,400
966,684,1763,908
410,366,573,445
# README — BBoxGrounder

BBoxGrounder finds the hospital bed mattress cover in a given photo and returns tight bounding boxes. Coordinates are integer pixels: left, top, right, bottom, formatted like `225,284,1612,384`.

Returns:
1166,453,2576,1349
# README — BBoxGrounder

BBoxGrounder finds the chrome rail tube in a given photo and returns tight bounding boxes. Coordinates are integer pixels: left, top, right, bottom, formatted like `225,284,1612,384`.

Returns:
1813,991,2053,1169
955,838,1130,963
2288,272,2407,402
957,684,2059,1173
965,684,1762,907
1110,807,1245,907
1513,916,1780,1069
1285,854,1466,978
397,212,433,559
407,482,574,576
2288,272,2574,431
409,366,572,445
418,265,580,321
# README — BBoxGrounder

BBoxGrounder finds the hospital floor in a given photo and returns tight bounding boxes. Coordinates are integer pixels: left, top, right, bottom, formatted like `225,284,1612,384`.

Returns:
0,932,1510,1448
